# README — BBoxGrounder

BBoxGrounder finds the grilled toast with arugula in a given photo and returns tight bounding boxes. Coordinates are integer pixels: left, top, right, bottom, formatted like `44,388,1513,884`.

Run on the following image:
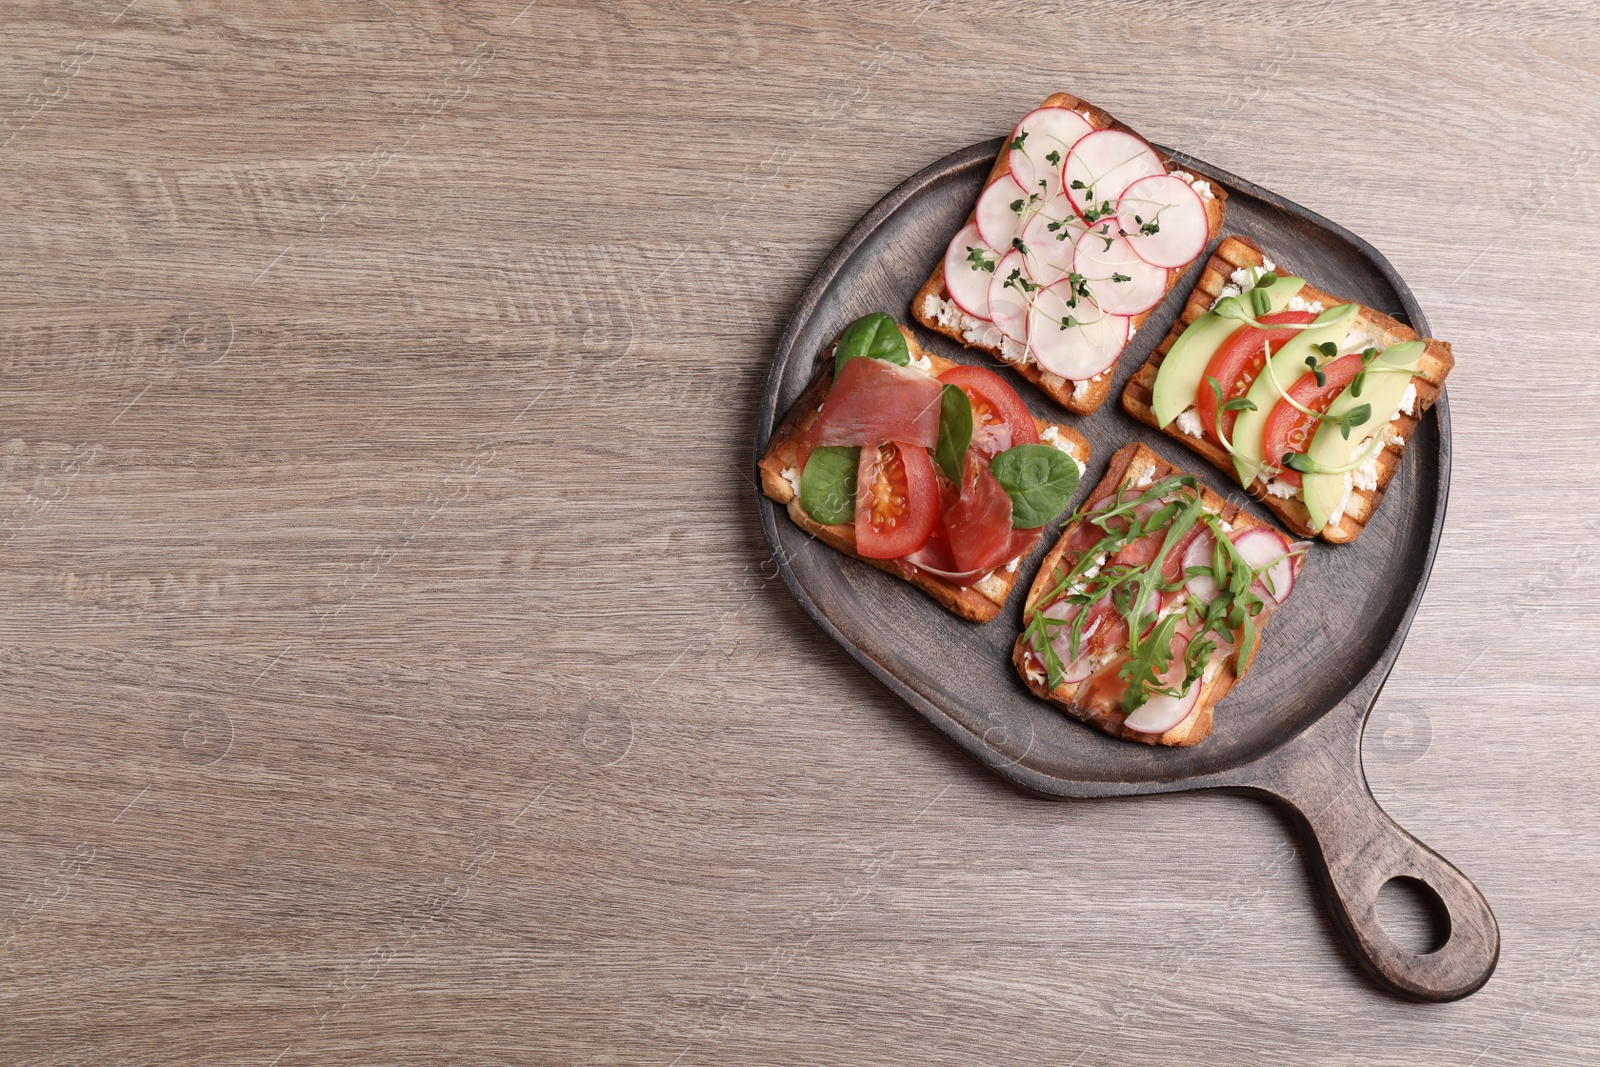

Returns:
913,91,1227,416
1121,236,1454,543
1013,443,1306,746
759,314,1090,623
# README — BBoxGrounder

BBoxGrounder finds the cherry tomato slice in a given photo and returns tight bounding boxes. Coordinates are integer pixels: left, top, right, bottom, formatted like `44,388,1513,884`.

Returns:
937,364,1039,457
854,442,938,559
1261,353,1364,488
1194,310,1318,448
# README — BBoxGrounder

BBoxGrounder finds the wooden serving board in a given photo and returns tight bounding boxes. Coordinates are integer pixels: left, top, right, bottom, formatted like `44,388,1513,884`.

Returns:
753,139,1498,1001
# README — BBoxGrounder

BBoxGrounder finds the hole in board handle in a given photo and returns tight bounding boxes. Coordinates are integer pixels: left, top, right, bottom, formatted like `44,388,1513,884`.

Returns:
1377,875,1451,955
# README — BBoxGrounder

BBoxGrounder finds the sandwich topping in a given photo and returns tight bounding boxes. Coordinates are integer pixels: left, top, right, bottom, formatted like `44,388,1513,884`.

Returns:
938,106,1212,383
1018,469,1305,736
1150,267,1425,530
794,313,1084,587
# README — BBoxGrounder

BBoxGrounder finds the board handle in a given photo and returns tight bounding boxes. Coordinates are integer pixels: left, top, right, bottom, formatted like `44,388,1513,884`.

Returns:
1254,721,1499,1001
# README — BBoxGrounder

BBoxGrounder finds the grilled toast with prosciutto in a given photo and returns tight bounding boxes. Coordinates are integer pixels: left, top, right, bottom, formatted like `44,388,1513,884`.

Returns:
912,91,1227,416
759,321,1090,623
1013,443,1305,746
1121,236,1454,543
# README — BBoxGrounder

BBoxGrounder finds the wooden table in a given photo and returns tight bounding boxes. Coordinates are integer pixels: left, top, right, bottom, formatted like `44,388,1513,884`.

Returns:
1,2,1594,1062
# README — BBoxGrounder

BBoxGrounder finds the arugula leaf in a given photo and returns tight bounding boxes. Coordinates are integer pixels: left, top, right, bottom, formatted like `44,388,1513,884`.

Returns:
798,446,859,525
1120,614,1180,713
934,385,973,485
833,312,909,379
990,444,1081,529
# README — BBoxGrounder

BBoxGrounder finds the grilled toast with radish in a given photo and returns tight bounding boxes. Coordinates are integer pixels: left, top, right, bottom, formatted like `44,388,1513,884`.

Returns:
1013,443,1306,746
912,91,1227,416
1121,236,1454,543
759,314,1090,623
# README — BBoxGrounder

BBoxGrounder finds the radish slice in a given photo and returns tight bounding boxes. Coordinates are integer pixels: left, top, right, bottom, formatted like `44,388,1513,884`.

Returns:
975,174,1031,251
1026,281,1129,380
1183,531,1220,601
1117,174,1209,269
987,249,1035,343
1042,599,1096,683
1062,129,1165,217
942,223,997,320
1123,678,1201,735
1007,106,1095,203
1020,197,1088,274
1072,227,1170,316
1231,527,1296,603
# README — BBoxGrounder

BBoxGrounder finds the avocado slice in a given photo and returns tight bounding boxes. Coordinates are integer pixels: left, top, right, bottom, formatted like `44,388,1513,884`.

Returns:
1301,341,1424,530
1229,303,1360,487
1150,274,1306,428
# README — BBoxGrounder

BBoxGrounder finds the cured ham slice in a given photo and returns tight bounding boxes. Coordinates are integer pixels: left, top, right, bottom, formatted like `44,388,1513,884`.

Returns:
807,356,942,449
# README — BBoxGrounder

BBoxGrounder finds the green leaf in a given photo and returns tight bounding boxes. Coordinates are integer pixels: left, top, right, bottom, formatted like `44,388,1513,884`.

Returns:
1045,150,1061,165
1009,130,1028,152
934,385,973,486
1282,452,1314,473
1304,355,1326,387
1350,370,1366,397
1010,198,1025,214
990,444,1081,529
1119,613,1181,713
1220,397,1256,414
1314,341,1337,358
1254,271,1278,288
1205,375,1224,404
799,446,859,525
1339,403,1372,439
1249,286,1271,317
1111,272,1131,283
833,312,910,379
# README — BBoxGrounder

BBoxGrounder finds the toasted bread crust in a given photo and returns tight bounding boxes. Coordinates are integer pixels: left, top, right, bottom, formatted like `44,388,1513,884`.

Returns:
1011,443,1294,746
911,91,1228,415
1120,236,1455,543
757,326,1091,623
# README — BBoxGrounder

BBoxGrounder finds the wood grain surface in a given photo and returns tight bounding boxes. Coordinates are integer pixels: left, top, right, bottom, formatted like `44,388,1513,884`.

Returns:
0,1,1595,1062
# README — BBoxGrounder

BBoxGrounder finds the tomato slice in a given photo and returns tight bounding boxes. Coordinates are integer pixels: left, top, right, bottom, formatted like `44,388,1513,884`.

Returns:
1193,310,1318,448
854,443,938,559
937,364,1039,457
1261,353,1364,488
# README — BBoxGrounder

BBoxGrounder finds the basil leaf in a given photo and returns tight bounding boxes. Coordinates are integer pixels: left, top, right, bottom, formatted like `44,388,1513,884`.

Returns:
799,445,859,525
833,312,909,379
934,385,972,485
991,443,1081,529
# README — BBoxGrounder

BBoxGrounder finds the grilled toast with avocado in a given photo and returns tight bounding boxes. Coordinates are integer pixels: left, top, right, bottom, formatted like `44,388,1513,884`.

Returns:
1121,236,1454,543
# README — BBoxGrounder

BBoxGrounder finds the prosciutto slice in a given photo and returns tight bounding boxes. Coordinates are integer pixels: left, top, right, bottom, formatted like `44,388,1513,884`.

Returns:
808,357,942,449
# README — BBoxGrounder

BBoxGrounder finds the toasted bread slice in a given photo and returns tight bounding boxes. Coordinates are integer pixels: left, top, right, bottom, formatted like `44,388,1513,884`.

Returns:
1121,236,1455,543
758,327,1091,623
912,91,1227,416
1012,443,1295,746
